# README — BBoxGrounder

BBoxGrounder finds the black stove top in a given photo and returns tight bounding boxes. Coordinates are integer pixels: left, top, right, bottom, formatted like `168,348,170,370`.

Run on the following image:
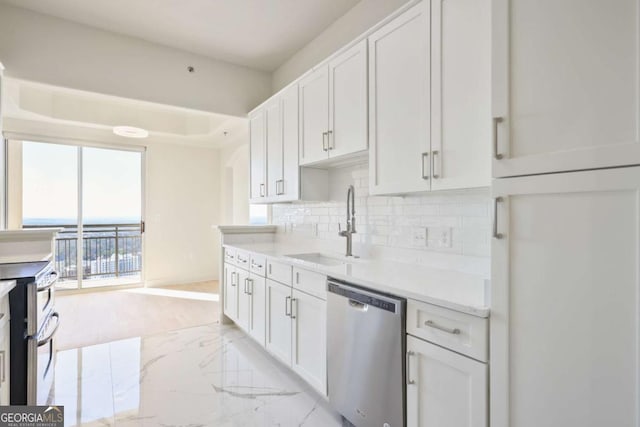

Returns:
0,261,51,281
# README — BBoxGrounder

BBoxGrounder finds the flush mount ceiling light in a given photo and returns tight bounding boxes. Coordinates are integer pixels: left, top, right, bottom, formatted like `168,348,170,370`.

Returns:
113,126,149,139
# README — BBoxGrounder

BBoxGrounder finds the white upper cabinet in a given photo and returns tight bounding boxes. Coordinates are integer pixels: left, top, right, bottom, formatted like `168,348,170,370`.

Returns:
300,41,368,166
491,167,640,427
430,0,491,190
299,67,330,165
369,2,431,195
265,99,283,199
249,110,266,201
280,84,301,201
493,0,640,177
249,83,327,204
327,40,368,159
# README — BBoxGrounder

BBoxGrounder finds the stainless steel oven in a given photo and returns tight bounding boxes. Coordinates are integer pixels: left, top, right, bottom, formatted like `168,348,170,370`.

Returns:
27,263,57,336
4,261,60,405
29,311,60,404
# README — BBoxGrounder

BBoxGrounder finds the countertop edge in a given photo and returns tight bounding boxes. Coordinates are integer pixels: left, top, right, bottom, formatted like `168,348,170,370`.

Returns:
223,243,490,318
0,280,16,300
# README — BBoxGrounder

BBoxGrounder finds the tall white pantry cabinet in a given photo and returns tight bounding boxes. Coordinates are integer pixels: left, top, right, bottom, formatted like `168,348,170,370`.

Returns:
491,0,640,426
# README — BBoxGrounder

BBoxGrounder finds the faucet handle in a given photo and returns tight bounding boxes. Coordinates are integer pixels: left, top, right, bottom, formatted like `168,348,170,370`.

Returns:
338,223,341,232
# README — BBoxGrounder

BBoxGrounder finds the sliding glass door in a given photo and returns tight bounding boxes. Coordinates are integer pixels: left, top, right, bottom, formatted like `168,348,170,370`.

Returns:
22,141,144,290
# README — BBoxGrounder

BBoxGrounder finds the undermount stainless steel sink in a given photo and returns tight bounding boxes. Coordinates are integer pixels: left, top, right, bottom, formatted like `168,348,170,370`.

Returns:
284,253,347,266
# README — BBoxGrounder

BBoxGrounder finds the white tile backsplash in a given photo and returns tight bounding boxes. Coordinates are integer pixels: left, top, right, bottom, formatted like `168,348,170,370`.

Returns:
272,163,491,276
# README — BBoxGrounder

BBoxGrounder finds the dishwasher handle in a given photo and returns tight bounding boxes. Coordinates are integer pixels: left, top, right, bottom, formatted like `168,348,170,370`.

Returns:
327,279,404,315
348,299,368,311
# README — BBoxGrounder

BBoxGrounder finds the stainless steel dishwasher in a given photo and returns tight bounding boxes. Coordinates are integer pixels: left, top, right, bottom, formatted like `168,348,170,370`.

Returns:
327,278,406,427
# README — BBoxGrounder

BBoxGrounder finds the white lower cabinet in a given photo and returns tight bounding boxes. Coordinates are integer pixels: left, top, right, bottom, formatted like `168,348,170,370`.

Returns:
407,335,487,427
247,275,266,346
265,277,327,396
265,279,292,365
236,268,251,331
491,167,640,427
291,289,326,394
223,263,238,322
225,261,267,347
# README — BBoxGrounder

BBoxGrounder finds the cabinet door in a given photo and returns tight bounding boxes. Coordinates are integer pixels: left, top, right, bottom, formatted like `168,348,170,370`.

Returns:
493,0,640,177
328,39,368,159
291,290,326,395
223,264,238,321
265,279,292,365
265,99,283,199
430,0,490,191
236,268,251,331
299,67,329,165
368,2,431,195
0,320,9,405
249,109,266,201
491,167,640,427
407,336,487,427
280,84,300,201
247,275,266,346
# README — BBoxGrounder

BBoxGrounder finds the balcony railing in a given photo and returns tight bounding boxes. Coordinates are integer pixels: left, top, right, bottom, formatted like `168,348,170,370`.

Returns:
25,223,142,281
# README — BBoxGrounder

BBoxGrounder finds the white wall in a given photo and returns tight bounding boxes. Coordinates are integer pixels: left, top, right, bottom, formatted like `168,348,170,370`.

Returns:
0,3,271,116
145,142,221,287
219,142,250,225
272,0,410,91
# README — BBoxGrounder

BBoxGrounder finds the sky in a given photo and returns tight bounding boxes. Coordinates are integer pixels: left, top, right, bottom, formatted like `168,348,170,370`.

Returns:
22,142,142,223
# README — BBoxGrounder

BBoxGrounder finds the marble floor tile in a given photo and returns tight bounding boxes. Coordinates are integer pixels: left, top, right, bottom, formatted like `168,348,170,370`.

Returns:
44,323,342,427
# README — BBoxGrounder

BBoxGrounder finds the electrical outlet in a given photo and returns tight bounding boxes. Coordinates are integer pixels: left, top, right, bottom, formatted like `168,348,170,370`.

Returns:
426,227,452,248
411,228,428,246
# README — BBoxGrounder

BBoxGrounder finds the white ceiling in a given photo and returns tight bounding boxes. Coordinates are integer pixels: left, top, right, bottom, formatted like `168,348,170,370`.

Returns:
0,0,360,71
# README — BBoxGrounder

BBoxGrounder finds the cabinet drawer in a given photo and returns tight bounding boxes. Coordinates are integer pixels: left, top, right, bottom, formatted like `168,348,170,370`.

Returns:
407,300,488,362
293,268,327,300
266,260,292,286
250,254,267,277
235,250,251,271
224,247,236,265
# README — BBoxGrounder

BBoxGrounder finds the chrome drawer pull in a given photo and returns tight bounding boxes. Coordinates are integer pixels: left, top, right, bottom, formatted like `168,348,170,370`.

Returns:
424,320,461,335
406,351,415,385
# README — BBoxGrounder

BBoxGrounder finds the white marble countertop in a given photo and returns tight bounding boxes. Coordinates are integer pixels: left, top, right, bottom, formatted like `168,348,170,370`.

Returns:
224,242,490,318
0,280,16,300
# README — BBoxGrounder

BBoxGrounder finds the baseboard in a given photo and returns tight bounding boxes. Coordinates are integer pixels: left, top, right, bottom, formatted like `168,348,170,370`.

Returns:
145,276,218,288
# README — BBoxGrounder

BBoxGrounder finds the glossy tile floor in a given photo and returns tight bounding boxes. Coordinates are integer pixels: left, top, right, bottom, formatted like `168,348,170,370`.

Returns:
47,289,342,426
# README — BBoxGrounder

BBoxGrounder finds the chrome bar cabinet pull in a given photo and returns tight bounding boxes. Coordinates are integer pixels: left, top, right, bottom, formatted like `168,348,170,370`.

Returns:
493,117,504,160
424,320,461,335
285,296,291,317
493,197,504,239
421,152,430,180
432,150,440,179
406,350,416,385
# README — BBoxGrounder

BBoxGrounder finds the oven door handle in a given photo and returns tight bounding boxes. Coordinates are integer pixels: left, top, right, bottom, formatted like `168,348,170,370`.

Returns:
36,272,58,292
37,312,60,347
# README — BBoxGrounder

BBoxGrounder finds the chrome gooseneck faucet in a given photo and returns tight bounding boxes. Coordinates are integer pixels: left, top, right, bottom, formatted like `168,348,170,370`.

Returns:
338,185,356,257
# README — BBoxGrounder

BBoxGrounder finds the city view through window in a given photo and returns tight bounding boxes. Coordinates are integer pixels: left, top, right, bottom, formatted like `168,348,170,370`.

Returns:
22,141,143,289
